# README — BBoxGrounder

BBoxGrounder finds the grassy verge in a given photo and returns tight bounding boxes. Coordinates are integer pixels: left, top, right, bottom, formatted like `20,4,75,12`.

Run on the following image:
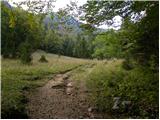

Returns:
86,59,159,118
1,51,90,118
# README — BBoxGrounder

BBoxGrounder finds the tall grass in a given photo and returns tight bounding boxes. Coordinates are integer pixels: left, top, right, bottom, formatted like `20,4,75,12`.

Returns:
1,51,90,118
86,59,158,118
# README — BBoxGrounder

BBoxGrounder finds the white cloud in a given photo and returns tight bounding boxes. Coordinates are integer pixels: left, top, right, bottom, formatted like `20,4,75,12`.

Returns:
98,16,122,30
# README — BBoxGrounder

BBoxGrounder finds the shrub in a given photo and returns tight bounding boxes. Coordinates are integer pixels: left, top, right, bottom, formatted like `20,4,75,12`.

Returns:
39,55,48,63
87,60,159,118
149,55,158,72
116,67,159,118
19,42,32,64
122,59,133,70
87,60,125,112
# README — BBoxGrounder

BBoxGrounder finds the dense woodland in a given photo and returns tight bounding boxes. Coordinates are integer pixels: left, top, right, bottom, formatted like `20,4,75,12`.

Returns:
2,1,159,65
1,0,159,118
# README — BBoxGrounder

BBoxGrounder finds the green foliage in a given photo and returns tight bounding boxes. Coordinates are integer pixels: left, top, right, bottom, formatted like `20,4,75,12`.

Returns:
42,30,62,54
84,1,158,67
82,1,156,25
40,29,93,58
1,1,96,60
87,60,159,118
73,34,90,58
119,6,159,66
122,59,134,70
1,2,43,59
115,66,159,118
87,60,124,111
62,38,74,56
1,1,159,119
19,42,33,64
92,30,123,59
39,55,48,63
148,55,158,71
83,2,159,118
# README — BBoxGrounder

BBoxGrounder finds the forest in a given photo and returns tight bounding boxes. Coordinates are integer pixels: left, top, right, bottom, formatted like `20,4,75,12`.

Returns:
1,0,159,119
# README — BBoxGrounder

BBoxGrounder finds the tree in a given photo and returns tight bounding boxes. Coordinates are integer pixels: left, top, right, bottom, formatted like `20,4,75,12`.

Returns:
73,34,89,58
42,29,62,54
92,30,122,59
19,42,33,64
1,1,43,63
61,36,74,57
83,1,159,68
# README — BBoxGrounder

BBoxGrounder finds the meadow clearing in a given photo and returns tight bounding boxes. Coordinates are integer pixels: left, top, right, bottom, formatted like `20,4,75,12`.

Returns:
2,0,158,118
1,50,92,118
2,50,158,118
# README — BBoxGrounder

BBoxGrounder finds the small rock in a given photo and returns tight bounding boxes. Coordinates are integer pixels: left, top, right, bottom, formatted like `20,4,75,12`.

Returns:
66,88,72,95
88,107,92,112
88,112,94,118
63,74,69,80
56,74,62,77
79,116,83,119
67,82,73,87
90,113,94,119
51,82,65,88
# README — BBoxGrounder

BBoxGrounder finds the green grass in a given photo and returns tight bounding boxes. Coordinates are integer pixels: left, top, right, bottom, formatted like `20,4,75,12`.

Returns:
2,52,158,119
1,50,90,118
86,59,159,118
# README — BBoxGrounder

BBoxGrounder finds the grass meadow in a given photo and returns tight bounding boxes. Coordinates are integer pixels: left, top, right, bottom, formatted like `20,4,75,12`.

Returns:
1,50,90,118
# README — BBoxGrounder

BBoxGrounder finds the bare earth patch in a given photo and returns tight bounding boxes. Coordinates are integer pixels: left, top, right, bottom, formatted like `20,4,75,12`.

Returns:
26,65,96,119
26,64,112,119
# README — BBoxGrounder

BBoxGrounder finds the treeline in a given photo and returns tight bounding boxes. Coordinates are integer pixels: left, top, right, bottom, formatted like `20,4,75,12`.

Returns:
2,2,43,63
83,1,159,70
1,1,129,64
39,30,93,58
2,1,159,70
1,2,95,63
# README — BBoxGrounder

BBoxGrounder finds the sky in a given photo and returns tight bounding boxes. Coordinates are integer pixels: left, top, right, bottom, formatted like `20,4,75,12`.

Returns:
8,0,122,30
8,0,87,12
53,0,87,12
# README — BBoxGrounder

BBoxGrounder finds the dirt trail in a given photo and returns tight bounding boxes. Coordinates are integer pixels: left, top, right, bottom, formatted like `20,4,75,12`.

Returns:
26,64,97,119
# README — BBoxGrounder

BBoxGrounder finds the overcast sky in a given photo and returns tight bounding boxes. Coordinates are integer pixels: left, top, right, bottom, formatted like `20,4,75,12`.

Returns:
8,0,122,30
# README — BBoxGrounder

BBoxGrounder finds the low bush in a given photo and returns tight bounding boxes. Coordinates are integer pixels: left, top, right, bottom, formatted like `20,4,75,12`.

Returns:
122,59,134,70
39,55,48,63
19,42,33,64
117,67,159,118
87,60,159,118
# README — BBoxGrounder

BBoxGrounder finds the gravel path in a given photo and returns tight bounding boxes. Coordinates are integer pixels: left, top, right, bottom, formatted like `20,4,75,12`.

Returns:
26,65,95,119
